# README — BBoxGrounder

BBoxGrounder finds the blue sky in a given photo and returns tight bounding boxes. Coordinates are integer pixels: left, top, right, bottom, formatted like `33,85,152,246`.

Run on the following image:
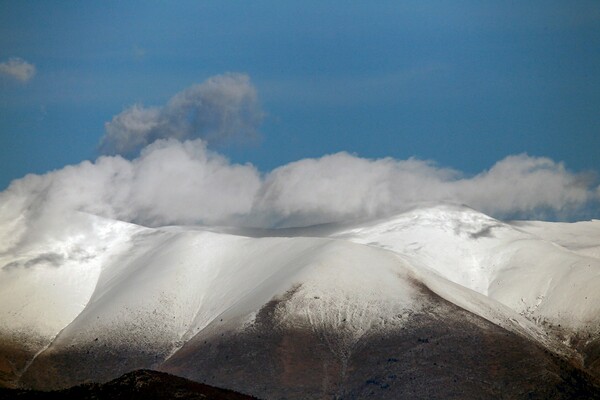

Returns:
1,1,600,192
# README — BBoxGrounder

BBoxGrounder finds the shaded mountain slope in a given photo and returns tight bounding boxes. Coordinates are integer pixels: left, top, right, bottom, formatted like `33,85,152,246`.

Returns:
162,282,600,400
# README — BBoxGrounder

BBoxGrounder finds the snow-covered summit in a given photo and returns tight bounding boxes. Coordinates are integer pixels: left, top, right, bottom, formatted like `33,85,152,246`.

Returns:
334,204,600,331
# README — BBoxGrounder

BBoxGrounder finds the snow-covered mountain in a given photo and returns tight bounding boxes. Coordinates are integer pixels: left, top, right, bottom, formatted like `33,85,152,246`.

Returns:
1,204,599,398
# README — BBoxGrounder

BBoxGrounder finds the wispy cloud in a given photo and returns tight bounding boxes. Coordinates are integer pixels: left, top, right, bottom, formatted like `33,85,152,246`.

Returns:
0,57,36,82
99,73,263,155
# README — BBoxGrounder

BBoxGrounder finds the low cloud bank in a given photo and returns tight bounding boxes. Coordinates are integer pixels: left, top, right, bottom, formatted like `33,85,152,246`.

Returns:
1,139,598,253
251,152,596,227
1,73,598,254
99,73,263,155
0,139,260,253
0,57,36,82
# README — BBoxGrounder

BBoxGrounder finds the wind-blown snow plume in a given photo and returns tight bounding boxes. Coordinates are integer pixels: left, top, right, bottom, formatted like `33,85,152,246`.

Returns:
99,73,263,155
0,57,36,82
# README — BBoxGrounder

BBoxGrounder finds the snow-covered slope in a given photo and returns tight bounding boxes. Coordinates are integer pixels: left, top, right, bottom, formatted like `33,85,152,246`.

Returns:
333,205,600,334
0,214,140,342
1,204,599,396
0,214,144,385
512,219,600,259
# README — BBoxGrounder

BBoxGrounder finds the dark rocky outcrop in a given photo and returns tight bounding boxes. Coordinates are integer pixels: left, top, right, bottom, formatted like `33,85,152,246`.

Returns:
0,369,258,400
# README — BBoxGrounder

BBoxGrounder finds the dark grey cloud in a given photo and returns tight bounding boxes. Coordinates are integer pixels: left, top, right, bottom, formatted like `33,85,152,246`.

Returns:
99,73,263,155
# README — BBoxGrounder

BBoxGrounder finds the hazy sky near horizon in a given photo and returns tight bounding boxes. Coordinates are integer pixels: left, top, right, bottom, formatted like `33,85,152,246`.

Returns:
1,1,600,194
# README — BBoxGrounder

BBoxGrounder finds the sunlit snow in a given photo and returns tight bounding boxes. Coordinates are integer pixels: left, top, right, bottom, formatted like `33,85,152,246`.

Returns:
0,204,599,381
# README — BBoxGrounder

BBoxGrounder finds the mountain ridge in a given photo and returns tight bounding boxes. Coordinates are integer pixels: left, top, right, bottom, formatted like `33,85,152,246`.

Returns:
0,369,259,399
1,204,599,398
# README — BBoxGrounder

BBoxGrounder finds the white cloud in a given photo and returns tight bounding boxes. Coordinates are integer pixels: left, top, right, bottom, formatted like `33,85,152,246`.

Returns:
453,155,594,219
0,139,261,253
249,153,458,227
99,73,263,155
249,152,598,227
0,57,36,82
1,138,598,256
